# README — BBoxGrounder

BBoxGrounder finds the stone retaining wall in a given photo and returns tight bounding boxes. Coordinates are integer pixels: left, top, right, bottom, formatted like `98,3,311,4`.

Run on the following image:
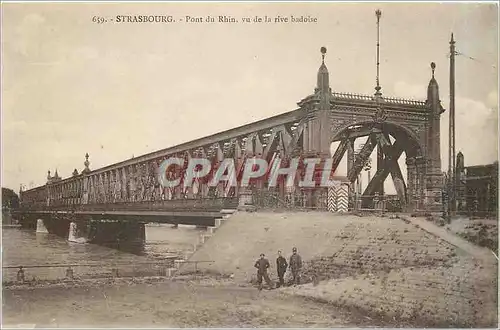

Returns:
301,219,459,282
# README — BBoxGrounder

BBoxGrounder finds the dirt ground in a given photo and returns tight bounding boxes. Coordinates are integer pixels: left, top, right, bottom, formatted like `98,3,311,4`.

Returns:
3,276,418,328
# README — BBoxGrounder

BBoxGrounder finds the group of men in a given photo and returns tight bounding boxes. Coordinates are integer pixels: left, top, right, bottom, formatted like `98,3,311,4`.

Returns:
254,247,302,290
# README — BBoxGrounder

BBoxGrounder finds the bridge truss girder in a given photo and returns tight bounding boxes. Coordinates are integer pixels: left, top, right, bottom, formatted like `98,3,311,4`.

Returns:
20,50,444,214
331,123,410,211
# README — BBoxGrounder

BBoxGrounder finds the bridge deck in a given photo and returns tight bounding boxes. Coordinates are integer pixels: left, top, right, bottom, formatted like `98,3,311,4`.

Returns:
22,210,224,218
16,197,238,226
18,197,238,212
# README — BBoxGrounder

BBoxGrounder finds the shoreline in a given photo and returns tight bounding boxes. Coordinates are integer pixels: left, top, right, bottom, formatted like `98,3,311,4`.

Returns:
2,275,336,328
2,224,21,228
2,272,232,291
2,274,419,328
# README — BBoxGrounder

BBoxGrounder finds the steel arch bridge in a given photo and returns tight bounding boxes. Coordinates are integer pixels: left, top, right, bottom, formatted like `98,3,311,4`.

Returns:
18,47,445,221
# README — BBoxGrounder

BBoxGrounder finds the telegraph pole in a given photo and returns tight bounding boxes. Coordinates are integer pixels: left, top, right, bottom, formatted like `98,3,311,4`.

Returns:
375,9,382,97
375,9,384,197
449,33,456,216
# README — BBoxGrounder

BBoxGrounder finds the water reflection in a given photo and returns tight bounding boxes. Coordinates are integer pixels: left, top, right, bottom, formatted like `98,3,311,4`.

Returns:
2,224,203,281
94,241,146,255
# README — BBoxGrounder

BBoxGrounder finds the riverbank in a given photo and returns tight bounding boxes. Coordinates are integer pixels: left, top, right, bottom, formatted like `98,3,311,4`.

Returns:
183,211,498,327
3,274,420,328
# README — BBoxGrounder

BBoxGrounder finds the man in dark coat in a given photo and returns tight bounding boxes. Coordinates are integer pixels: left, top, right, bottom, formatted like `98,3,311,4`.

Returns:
276,250,288,288
289,247,302,285
254,253,273,290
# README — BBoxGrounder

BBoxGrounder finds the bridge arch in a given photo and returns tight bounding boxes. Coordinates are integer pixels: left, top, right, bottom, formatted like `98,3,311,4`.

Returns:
331,120,423,158
329,120,425,211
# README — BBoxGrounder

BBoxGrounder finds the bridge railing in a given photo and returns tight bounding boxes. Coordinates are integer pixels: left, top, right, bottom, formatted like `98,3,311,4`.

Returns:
251,189,329,210
349,194,402,213
17,197,239,213
250,189,409,213
331,92,427,106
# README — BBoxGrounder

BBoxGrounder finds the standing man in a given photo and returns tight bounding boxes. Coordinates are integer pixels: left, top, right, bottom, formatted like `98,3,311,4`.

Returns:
289,247,302,285
276,250,288,288
254,253,273,290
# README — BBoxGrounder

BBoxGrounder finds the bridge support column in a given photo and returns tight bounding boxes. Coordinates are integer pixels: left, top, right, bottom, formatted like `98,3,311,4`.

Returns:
424,61,445,213
425,174,444,213
406,157,417,212
414,158,426,211
347,139,355,210
36,219,48,233
68,221,90,243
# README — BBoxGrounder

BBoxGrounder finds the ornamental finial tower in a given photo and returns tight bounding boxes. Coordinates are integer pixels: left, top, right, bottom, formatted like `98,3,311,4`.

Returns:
427,62,441,110
300,46,333,158
316,46,330,93
424,61,445,212
82,153,91,174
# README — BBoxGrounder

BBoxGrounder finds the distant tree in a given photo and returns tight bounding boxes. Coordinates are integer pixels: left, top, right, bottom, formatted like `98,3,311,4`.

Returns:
2,187,20,210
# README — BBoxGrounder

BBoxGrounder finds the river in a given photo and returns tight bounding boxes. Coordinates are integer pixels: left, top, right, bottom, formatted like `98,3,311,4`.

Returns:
2,224,204,282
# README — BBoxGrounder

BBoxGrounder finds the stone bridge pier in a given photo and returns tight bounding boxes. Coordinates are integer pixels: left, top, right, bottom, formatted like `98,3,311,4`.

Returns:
88,220,146,252
19,213,146,252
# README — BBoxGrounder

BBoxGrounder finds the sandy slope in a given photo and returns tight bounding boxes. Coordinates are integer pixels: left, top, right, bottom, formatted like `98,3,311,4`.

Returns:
184,211,460,280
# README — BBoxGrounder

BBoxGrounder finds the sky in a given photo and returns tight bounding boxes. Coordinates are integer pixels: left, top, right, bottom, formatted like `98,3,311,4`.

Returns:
1,2,498,193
